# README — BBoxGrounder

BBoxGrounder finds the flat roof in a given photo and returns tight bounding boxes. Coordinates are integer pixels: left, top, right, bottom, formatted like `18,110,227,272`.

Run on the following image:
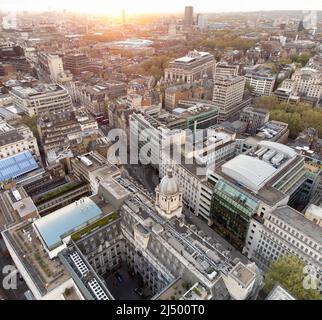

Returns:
222,154,277,192
306,204,322,220
34,197,103,250
229,262,256,288
273,206,322,245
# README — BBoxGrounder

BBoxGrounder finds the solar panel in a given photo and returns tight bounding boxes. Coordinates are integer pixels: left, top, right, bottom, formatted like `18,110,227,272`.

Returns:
0,151,39,182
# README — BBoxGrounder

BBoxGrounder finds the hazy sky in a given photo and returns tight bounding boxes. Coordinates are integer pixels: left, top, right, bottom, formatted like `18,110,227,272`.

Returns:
1,0,322,14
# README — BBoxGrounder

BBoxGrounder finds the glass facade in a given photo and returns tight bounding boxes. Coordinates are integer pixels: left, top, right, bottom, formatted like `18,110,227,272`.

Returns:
210,180,259,246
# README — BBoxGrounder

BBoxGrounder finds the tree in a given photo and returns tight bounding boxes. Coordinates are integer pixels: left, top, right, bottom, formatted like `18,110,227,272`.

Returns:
264,255,322,300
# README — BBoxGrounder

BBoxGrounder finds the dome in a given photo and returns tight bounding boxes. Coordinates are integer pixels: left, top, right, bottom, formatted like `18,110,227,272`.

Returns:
159,168,179,196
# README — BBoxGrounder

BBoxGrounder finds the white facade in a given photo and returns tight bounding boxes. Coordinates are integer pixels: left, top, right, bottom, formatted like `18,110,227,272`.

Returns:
164,51,215,84
212,76,246,121
0,121,40,159
10,84,73,117
280,67,322,100
243,206,322,285
245,74,276,97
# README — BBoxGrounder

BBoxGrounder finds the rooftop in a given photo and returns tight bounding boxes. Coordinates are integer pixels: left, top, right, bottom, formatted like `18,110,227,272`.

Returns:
221,141,297,193
0,151,39,183
229,262,257,288
273,206,322,245
266,284,296,300
2,222,71,296
33,197,104,250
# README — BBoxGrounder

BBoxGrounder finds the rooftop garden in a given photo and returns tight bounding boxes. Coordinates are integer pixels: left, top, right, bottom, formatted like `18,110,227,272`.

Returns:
71,212,118,241
34,180,88,206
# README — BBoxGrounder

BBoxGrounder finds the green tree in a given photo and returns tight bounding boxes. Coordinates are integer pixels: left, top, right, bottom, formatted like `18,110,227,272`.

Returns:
18,115,39,139
264,255,322,300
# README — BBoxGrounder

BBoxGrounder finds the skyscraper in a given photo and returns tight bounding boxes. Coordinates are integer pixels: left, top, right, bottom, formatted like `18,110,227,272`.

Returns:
184,6,193,26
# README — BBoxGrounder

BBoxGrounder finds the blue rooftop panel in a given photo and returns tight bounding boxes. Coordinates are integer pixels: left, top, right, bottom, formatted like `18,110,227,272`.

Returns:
34,197,103,250
0,151,39,182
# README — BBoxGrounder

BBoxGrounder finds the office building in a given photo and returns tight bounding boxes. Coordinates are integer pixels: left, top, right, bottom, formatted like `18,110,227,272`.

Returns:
71,151,120,194
64,54,90,76
214,62,239,78
243,205,322,286
38,52,72,83
204,141,306,247
9,84,73,117
160,127,237,215
197,14,208,29
278,67,322,105
245,66,276,97
37,109,98,158
79,81,126,117
164,51,215,84
212,76,247,122
184,6,194,26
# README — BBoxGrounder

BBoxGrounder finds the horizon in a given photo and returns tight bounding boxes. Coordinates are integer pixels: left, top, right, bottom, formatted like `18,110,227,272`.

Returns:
1,0,322,15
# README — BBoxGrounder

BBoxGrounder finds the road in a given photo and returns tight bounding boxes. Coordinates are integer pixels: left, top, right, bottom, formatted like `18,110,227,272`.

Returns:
125,164,159,193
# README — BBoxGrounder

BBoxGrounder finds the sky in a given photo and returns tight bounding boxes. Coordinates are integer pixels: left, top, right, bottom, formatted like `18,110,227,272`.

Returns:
1,0,322,15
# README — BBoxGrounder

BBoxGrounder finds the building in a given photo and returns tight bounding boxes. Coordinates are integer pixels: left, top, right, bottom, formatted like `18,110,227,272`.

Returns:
184,6,194,26
266,285,296,300
37,109,98,158
214,62,239,79
164,51,215,84
71,151,120,194
205,141,306,247
79,81,126,117
243,205,322,286
197,14,208,29
212,76,247,122
0,185,39,232
165,82,213,110
245,66,276,97
240,107,270,135
38,52,72,83
9,84,73,117
129,103,219,167
273,88,300,103
0,151,44,185
160,127,237,216
256,120,289,144
278,67,322,105
63,54,90,76
0,120,40,160
2,194,115,300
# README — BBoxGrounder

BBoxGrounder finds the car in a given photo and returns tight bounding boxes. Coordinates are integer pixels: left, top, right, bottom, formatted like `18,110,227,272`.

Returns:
134,287,143,297
114,272,124,283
